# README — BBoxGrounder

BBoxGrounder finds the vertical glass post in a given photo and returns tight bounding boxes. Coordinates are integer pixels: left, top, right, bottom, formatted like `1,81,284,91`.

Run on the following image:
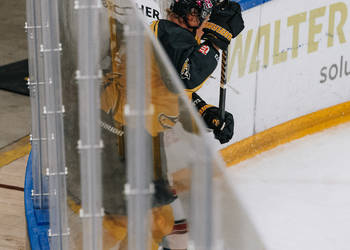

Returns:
75,0,103,248
25,0,41,208
189,143,214,250
26,0,49,210
40,0,69,248
125,7,153,250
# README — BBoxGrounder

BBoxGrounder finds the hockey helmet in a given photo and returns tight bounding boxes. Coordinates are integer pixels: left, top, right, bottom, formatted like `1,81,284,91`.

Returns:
170,0,216,23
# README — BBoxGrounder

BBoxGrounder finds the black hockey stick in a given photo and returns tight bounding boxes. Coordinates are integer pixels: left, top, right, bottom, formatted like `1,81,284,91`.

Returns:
218,48,228,122
217,0,229,122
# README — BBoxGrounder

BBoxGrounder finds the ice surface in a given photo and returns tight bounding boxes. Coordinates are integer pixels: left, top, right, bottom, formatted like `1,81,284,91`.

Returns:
226,122,350,250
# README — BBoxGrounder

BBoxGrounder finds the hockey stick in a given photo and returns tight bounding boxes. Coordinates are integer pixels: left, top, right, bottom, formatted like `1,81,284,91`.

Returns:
218,0,229,122
218,48,228,122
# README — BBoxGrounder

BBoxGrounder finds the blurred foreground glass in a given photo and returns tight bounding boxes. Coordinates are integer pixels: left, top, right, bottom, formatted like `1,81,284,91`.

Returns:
25,0,246,249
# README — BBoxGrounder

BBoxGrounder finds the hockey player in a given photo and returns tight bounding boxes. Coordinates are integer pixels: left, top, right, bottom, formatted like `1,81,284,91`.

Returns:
151,0,244,144
150,0,244,249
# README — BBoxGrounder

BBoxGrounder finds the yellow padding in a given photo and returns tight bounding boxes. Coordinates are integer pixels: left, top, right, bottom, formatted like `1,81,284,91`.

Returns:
220,101,350,167
0,136,31,168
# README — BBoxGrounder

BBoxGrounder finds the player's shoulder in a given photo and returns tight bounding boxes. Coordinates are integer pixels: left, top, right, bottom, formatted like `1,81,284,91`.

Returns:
151,19,196,44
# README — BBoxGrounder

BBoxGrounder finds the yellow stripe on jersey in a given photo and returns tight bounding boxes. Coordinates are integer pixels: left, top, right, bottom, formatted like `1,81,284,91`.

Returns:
150,20,160,37
199,104,214,115
204,22,233,41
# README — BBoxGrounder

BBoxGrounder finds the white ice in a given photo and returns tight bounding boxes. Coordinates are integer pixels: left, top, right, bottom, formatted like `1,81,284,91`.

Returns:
225,121,350,250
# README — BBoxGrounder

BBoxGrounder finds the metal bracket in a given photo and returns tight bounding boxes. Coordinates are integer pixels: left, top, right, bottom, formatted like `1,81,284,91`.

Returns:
40,43,62,53
79,208,105,218
124,183,155,196
77,140,104,150
50,133,55,141
31,133,56,144
24,22,48,31
48,228,70,238
124,104,154,117
75,70,103,81
43,105,65,115
31,190,50,197
27,78,52,87
46,167,68,177
74,0,102,10
30,134,48,142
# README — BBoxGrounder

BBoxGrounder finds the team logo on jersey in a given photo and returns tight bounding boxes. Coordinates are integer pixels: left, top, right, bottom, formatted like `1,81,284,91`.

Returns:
199,45,210,55
181,58,191,80
215,54,220,62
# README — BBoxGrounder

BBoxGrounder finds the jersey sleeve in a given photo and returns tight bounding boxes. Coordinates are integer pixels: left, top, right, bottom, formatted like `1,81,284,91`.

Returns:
155,20,220,92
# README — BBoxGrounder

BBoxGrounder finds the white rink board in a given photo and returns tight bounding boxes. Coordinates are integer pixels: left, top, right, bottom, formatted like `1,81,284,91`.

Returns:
253,0,350,131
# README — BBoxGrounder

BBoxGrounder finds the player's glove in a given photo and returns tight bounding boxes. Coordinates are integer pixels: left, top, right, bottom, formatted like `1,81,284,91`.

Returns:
202,0,244,50
202,106,234,144
192,92,234,144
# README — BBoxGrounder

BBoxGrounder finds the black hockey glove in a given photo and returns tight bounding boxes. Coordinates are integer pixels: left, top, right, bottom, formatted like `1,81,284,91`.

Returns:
192,92,234,144
202,106,234,144
202,0,244,50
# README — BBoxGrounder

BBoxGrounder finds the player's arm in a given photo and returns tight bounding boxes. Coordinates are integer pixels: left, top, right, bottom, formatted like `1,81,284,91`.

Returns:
165,32,220,92
192,92,234,144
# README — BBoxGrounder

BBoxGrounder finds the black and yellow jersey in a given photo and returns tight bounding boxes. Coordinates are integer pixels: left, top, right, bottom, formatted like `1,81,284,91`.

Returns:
150,19,219,94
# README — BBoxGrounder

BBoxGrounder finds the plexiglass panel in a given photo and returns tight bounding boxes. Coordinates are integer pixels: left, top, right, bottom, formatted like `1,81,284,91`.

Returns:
57,0,245,249
28,0,350,249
